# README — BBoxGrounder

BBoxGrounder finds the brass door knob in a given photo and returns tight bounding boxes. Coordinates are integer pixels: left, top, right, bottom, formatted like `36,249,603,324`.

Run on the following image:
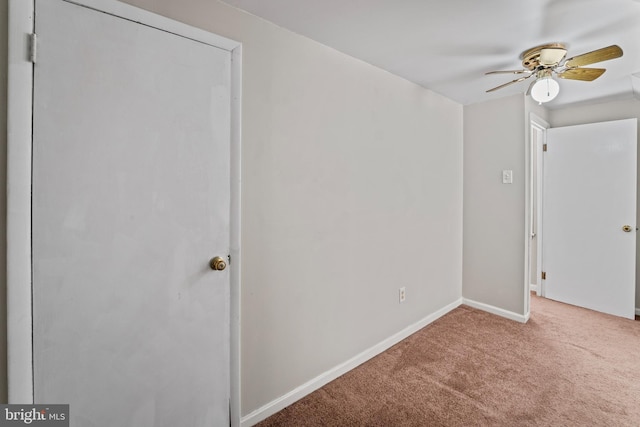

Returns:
210,256,227,271
622,225,633,232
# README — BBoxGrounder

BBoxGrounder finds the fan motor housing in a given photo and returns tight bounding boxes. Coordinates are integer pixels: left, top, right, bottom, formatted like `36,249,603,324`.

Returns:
520,43,568,70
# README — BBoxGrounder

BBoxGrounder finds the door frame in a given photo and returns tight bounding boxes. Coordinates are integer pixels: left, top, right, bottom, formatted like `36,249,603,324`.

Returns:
529,114,549,298
7,1,243,424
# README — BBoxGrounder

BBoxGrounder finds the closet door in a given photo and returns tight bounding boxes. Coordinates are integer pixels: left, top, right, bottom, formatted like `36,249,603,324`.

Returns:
32,1,231,425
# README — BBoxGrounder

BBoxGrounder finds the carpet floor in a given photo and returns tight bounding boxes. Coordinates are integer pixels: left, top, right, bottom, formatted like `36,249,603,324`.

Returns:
257,295,640,426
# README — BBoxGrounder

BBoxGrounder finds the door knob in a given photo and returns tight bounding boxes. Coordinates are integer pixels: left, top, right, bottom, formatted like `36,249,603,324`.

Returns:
210,256,227,271
622,225,633,232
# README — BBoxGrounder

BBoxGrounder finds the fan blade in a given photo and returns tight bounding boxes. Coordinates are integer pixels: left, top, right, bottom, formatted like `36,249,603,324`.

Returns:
557,68,606,81
539,47,567,66
485,70,531,75
564,45,623,67
486,75,532,93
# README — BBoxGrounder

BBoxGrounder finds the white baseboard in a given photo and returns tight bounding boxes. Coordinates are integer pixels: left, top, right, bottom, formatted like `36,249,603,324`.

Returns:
240,298,464,427
635,307,640,316
529,284,538,293
462,298,528,323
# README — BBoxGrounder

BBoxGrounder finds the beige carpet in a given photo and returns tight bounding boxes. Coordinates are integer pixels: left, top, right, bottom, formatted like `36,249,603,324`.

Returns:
257,295,640,426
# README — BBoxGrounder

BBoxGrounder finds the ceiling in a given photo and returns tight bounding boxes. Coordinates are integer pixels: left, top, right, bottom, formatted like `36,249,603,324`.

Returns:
223,0,640,109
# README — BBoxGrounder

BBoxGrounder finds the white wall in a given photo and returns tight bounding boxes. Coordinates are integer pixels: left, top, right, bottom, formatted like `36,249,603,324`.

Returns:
549,97,640,309
28,0,463,418
463,94,527,315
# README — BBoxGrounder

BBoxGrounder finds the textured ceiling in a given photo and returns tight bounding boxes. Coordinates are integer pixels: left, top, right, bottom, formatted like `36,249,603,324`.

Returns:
223,0,640,108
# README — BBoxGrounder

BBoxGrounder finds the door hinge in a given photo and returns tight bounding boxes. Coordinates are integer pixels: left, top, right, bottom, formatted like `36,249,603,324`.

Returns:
29,33,37,63
543,143,547,152
541,271,546,280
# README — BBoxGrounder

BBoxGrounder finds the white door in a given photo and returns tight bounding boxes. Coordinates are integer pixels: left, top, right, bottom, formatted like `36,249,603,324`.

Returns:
543,119,637,319
32,1,231,425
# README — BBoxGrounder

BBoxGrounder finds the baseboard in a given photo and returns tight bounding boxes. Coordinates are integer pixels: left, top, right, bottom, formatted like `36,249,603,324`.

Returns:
462,298,528,323
240,298,464,427
529,284,538,293
636,307,640,316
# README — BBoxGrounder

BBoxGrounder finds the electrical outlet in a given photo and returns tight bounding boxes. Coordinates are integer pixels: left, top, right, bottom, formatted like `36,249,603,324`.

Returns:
399,287,406,303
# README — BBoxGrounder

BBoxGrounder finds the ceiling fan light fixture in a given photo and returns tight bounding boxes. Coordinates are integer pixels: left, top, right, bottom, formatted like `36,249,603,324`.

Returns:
486,44,622,102
530,77,559,104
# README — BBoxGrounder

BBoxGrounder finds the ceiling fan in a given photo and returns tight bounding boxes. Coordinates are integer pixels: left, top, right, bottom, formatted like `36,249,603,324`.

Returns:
485,43,623,103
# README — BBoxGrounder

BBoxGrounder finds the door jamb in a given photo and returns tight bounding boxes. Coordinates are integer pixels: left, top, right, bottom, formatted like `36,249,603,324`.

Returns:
7,2,243,425
530,114,549,298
